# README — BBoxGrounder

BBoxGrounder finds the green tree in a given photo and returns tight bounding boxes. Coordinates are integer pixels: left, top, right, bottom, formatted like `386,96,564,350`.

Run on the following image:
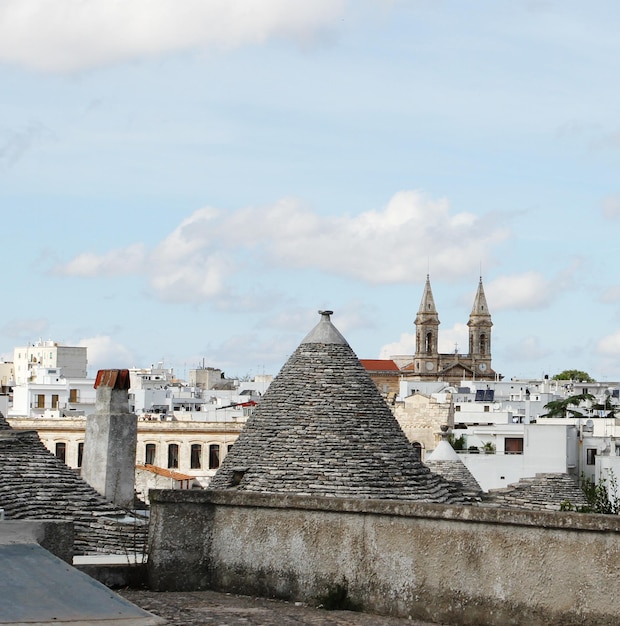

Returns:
448,434,466,450
591,392,620,418
552,369,594,382
541,392,595,418
560,472,620,515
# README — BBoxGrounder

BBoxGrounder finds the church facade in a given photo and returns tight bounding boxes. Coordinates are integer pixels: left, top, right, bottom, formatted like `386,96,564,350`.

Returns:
363,276,501,391
400,275,500,383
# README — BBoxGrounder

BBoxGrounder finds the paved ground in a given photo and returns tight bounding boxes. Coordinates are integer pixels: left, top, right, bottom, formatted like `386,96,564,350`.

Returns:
119,589,446,626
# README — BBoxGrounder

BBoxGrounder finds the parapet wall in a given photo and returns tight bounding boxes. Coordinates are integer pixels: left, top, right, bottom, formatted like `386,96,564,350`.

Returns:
148,490,620,626
0,520,74,564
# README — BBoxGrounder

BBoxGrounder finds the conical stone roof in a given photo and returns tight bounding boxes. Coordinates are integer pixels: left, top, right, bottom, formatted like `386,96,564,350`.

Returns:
0,413,147,555
0,412,11,430
210,311,466,503
426,436,483,498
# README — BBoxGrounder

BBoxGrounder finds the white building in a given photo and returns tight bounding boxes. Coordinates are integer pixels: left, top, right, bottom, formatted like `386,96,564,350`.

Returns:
128,363,269,422
395,376,620,492
9,367,96,418
13,340,87,385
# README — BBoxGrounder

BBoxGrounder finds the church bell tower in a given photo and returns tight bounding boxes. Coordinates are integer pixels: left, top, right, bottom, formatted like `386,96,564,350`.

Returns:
414,275,440,374
467,277,493,375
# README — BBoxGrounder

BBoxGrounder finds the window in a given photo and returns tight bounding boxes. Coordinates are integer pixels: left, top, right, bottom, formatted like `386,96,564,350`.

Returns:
484,405,490,412
587,448,597,466
209,444,220,469
37,394,45,408
167,444,179,469
505,437,524,455
52,394,59,409
145,443,156,465
190,444,202,469
69,389,78,403
77,442,84,467
55,442,66,463
455,405,461,412
227,443,234,453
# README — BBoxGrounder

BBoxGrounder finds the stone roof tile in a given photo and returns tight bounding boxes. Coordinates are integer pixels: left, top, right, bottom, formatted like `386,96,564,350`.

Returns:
0,414,147,555
483,473,588,511
210,312,467,504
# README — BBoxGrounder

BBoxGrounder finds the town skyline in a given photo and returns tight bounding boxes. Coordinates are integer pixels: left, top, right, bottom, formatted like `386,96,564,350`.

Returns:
2,2,620,381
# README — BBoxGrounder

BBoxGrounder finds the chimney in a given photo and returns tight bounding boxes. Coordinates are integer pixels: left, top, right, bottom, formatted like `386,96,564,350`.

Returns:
81,370,137,509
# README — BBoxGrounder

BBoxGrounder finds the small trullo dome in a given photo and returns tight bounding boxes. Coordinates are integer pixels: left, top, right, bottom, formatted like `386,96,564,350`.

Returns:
210,310,466,503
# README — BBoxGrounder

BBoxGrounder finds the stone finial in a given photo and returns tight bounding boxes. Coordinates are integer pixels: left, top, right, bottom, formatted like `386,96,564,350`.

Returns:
300,310,348,345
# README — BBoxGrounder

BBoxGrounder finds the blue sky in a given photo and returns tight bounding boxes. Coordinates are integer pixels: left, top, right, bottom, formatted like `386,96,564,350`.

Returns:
2,0,620,382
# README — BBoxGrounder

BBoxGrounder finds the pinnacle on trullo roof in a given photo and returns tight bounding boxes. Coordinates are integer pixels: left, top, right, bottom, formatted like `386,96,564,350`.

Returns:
210,310,466,503
425,425,483,498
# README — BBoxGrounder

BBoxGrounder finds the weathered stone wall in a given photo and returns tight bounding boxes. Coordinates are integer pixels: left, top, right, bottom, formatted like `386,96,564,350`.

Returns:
148,489,620,626
0,520,74,564
393,393,451,456
365,372,400,397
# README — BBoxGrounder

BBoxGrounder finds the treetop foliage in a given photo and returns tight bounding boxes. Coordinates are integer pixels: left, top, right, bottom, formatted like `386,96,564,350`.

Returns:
552,369,594,382
541,392,595,419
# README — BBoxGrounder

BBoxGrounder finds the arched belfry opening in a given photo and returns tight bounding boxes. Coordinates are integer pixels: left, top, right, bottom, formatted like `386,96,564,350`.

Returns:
425,331,433,354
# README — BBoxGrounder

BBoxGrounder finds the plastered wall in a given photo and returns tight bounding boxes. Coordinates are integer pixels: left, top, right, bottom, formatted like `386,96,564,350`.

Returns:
148,490,620,626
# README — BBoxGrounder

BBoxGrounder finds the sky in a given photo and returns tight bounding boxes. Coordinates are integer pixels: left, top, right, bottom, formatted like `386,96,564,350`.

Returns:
2,0,620,383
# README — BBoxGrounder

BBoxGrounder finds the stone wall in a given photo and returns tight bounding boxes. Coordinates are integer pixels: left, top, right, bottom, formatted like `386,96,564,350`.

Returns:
393,393,452,456
0,520,74,564
148,489,620,626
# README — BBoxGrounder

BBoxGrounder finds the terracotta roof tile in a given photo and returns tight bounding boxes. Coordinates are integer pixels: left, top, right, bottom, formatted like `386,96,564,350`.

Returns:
136,464,194,481
360,359,400,372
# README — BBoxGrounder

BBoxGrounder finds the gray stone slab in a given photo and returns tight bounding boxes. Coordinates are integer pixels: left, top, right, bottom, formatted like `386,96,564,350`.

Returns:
0,544,163,625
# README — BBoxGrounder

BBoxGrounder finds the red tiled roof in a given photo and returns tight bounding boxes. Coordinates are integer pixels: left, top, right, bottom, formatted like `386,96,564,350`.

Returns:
360,359,400,372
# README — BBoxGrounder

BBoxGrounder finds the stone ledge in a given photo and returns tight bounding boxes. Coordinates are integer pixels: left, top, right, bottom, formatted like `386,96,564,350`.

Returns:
148,488,620,533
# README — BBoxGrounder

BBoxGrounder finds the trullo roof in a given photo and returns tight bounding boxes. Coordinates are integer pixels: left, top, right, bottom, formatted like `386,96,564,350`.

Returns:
425,438,483,498
0,414,147,555
210,311,466,503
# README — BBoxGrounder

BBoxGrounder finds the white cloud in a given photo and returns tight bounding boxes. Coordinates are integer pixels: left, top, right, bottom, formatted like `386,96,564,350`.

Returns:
55,192,510,305
485,271,557,311
378,324,468,360
602,194,620,220
379,333,415,359
78,335,135,373
58,243,147,277
503,335,551,361
596,331,620,357
0,0,346,72
600,285,620,304
1,317,49,340
261,193,507,284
